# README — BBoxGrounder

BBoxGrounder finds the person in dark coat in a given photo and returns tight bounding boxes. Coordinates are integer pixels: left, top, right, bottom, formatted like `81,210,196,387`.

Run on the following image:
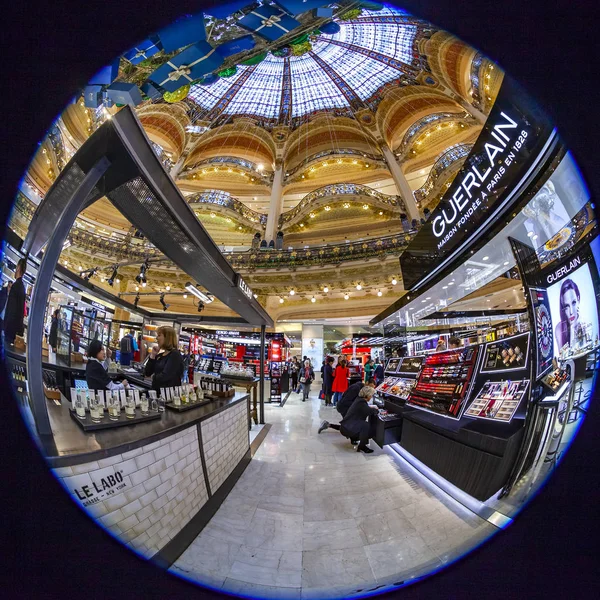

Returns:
86,340,129,391
4,258,27,344
144,325,183,394
322,356,334,406
289,356,299,392
48,309,60,352
339,386,378,453
373,358,384,384
319,378,375,434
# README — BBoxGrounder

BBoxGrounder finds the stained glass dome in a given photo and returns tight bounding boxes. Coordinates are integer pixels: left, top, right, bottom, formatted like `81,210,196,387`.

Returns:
188,6,422,126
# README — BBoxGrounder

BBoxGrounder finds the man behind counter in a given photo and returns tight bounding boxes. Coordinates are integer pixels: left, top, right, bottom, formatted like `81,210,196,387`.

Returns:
4,258,27,345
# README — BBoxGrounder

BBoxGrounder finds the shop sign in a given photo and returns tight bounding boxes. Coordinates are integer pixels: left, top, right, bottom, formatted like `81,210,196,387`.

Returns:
546,255,581,284
216,330,240,336
81,295,115,314
64,467,129,508
236,274,253,300
400,76,555,291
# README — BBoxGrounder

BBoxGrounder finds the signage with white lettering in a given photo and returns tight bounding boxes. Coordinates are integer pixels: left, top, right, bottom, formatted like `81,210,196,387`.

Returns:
65,467,129,508
400,77,556,291
235,274,253,300
546,256,582,284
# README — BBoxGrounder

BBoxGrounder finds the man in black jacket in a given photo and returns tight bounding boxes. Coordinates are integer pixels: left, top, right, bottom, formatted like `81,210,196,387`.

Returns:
340,386,379,453
322,356,334,406
4,258,27,344
318,378,375,434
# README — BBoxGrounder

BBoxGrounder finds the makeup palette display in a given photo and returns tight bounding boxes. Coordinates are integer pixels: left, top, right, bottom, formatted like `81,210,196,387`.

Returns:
465,380,529,422
385,358,402,373
407,347,479,418
376,376,415,400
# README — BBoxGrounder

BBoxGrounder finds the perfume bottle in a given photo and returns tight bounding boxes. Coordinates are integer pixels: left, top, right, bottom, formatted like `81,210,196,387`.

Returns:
96,392,105,417
174,392,181,406
90,398,102,423
140,394,149,415
150,398,158,412
108,398,120,421
125,399,136,419
75,396,86,420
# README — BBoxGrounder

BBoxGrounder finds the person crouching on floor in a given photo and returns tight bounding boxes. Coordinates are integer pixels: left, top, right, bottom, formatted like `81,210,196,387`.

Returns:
318,378,376,434
340,386,379,454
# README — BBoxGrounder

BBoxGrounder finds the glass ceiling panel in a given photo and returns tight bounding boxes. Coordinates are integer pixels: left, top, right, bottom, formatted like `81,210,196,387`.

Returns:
312,38,402,99
222,57,284,119
289,54,350,118
188,67,247,109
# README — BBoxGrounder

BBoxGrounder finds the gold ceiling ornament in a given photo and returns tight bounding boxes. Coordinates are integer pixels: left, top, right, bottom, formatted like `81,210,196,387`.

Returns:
163,85,191,103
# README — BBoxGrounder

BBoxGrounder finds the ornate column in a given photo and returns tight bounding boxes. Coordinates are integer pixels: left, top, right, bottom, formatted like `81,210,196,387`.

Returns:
265,161,284,243
380,144,420,221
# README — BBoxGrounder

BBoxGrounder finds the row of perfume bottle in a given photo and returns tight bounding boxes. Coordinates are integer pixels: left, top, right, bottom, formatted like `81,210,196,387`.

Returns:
10,365,27,383
195,377,232,393
220,363,254,378
160,384,204,406
70,388,160,423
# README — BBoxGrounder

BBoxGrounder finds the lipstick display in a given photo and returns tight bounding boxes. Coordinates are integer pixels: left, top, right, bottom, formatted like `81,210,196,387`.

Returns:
407,347,479,418
465,380,529,422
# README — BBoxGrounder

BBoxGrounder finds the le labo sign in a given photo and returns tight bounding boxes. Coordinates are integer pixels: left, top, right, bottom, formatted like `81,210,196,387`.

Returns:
400,76,555,291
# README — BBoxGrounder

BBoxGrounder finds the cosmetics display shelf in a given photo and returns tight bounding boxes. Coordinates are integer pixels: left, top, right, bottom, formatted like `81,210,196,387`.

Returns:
376,376,415,401
407,347,479,419
464,380,530,422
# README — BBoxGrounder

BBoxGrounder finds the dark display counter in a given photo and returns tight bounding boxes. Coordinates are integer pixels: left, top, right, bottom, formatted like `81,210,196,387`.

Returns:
400,409,525,501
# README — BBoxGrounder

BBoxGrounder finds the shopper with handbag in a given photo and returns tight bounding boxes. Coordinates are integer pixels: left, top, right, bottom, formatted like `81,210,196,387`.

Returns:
299,360,314,402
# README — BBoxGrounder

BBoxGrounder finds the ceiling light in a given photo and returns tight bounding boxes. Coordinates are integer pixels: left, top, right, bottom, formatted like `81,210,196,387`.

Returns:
391,278,397,285
300,223,304,227
142,281,147,288
253,293,258,298
344,294,349,300
363,205,369,210
279,297,284,303
323,286,329,293
185,282,213,303
377,290,382,297
422,299,427,303
532,235,538,241
364,164,370,168
136,261,148,284
183,293,188,299
448,282,454,286
210,213,215,218
238,226,243,230
379,211,383,215
165,285,171,291
443,285,448,289
356,284,362,290
115,278,120,284
311,297,316,303
257,164,264,171
482,256,489,261
289,289,295,296
527,231,534,237
325,206,331,211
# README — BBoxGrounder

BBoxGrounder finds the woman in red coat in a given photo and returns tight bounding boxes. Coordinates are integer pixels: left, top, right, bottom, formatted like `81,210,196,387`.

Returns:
331,359,349,406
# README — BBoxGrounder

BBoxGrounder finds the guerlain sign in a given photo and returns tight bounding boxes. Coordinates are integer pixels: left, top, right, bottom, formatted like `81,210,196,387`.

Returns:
400,76,556,291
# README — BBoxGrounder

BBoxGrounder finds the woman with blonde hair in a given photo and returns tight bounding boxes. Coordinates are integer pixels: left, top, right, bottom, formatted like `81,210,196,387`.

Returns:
144,325,183,394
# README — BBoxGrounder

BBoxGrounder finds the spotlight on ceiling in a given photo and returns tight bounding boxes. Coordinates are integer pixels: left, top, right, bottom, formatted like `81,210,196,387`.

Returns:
185,282,213,303
279,297,284,304
183,293,188,299
107,266,118,287
323,286,329,293
160,293,170,312
82,268,97,281
136,261,149,285
356,284,362,291
391,278,398,286
165,284,171,291
311,297,316,303
377,290,383,297
289,289,295,296
344,294,349,300
197,301,205,313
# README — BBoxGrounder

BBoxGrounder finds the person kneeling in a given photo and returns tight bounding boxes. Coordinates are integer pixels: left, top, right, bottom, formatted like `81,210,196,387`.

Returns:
339,386,378,454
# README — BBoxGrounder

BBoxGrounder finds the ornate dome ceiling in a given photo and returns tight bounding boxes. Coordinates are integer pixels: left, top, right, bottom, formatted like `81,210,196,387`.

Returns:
188,6,420,126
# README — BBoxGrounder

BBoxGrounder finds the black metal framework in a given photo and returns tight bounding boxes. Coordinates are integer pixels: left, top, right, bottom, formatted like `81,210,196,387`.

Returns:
21,106,273,436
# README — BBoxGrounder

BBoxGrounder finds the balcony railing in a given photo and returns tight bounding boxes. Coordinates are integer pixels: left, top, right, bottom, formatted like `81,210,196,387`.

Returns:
413,143,472,203
224,232,416,270
186,190,267,227
279,183,405,228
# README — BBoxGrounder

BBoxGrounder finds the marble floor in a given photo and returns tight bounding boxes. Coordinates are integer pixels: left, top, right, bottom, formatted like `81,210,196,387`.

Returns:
169,389,497,599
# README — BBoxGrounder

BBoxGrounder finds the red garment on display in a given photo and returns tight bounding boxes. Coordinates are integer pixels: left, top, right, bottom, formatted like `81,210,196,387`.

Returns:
332,366,349,393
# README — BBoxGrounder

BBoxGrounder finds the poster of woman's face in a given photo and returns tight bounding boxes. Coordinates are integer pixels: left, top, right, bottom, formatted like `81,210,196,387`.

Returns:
547,263,599,354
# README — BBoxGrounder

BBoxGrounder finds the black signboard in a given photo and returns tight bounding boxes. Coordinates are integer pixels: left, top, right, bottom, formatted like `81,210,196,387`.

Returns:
398,356,424,375
480,332,530,373
400,76,556,291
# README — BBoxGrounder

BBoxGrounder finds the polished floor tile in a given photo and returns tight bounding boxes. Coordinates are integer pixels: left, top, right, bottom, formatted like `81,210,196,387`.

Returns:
170,388,495,599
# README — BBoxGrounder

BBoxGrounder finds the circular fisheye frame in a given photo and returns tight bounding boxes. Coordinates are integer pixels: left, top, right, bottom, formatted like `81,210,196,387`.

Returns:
2,1,596,599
